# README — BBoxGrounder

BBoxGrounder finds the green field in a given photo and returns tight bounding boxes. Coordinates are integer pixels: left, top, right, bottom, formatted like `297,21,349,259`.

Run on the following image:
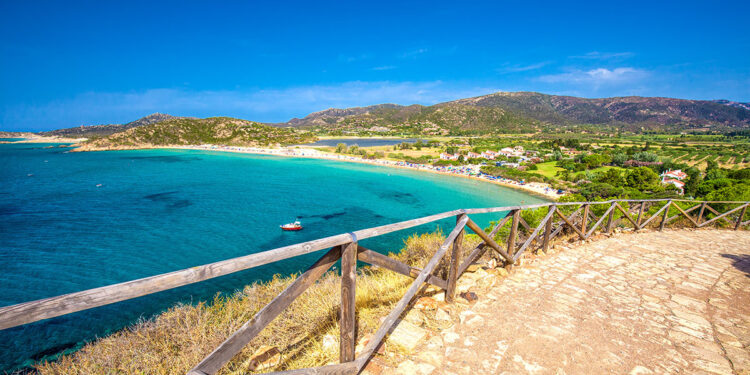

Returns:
534,161,564,178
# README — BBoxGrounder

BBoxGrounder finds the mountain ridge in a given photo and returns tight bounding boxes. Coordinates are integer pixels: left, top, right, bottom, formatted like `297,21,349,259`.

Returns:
277,91,750,134
39,113,187,138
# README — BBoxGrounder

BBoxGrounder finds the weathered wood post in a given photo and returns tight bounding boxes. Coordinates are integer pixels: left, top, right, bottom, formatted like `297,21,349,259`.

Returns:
697,202,707,225
635,201,646,230
340,242,357,362
735,204,748,231
660,200,672,231
542,205,555,252
605,202,616,233
446,213,466,303
581,204,589,234
507,210,521,263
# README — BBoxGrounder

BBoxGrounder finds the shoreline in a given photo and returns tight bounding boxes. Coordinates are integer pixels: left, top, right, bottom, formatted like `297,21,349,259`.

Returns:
0,136,84,144
147,144,562,200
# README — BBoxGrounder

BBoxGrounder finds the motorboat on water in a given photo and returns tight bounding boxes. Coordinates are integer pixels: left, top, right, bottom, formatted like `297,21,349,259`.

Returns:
280,220,303,231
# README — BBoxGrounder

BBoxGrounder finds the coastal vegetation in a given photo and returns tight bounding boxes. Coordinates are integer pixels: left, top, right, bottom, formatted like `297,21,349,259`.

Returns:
78,117,317,150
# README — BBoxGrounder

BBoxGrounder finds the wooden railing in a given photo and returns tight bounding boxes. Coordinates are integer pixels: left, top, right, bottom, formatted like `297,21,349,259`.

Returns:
0,199,748,374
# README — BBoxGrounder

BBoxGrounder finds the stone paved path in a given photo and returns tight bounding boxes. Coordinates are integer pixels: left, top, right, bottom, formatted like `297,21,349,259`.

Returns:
382,229,750,375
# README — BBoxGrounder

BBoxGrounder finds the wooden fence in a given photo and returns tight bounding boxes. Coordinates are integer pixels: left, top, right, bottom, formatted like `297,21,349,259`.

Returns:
1,199,748,374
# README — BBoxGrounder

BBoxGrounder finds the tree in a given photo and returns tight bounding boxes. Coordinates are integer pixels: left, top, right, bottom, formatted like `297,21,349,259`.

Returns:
632,151,659,163
612,153,628,167
596,169,625,186
335,143,348,153
683,167,702,197
625,167,660,191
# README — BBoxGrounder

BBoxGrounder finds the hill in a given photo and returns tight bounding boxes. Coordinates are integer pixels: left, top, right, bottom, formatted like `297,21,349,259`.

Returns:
39,113,182,138
76,117,317,151
281,92,750,135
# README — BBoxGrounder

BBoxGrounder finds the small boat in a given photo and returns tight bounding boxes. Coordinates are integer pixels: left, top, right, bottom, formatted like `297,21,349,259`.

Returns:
280,220,303,231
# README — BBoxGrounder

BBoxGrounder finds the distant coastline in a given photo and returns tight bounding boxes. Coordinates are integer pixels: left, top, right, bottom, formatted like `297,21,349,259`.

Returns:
75,143,559,200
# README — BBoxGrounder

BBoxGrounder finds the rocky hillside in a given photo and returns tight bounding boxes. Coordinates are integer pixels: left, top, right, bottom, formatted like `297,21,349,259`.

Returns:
40,113,182,138
76,117,317,151
282,92,750,135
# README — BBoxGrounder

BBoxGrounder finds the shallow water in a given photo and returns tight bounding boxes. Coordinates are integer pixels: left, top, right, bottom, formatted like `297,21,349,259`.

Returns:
0,142,544,370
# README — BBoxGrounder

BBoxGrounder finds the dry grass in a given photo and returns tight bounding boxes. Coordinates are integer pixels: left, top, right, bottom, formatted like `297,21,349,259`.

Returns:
36,231,480,374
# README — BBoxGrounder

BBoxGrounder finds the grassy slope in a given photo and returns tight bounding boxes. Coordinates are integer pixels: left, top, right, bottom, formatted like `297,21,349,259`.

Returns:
82,117,316,149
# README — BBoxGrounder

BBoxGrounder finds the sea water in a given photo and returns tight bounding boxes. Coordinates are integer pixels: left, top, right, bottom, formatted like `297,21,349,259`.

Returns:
0,142,544,371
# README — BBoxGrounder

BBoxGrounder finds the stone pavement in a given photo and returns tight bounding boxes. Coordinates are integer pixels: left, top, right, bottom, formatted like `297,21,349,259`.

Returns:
374,229,750,375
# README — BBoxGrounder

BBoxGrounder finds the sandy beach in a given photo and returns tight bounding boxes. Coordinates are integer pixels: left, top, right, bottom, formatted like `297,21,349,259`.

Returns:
0,135,85,144
165,144,562,200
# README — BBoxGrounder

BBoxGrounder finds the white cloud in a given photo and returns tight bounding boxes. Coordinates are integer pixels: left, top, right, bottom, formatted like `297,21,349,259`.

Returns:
372,65,396,71
570,51,635,60
400,48,429,59
497,61,551,73
537,67,649,86
1,81,500,130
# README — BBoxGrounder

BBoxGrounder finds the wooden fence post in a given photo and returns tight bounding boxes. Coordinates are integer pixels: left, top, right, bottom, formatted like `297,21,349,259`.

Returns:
340,242,357,363
581,204,589,234
635,201,646,230
660,200,672,231
605,202,616,233
542,206,555,253
446,213,466,303
507,210,521,263
697,202,707,225
735,205,748,231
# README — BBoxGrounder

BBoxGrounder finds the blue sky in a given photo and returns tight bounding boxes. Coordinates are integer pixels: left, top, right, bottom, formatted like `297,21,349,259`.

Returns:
1,0,749,131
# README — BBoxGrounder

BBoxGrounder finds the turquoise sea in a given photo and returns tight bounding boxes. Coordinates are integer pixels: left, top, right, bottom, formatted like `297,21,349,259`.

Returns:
0,142,544,371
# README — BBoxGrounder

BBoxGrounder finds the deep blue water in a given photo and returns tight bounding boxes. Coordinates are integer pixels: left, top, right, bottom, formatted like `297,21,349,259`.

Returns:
0,142,544,371
303,138,428,147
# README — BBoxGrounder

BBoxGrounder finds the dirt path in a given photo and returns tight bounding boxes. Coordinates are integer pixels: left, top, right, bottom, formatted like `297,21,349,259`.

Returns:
378,229,750,375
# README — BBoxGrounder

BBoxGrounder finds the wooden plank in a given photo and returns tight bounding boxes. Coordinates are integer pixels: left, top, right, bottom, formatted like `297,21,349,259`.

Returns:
555,209,586,240
518,216,532,232
549,206,584,240
606,202,616,233
638,201,671,229
457,212,510,276
699,203,748,228
664,203,701,224
0,209,463,330
660,201,672,231
735,205,748,230
464,217,513,263
340,242,357,363
189,246,342,375
542,206,555,252
354,216,469,371
703,205,737,226
506,210,521,261
513,208,555,261
266,361,358,375
581,204,589,234
671,202,699,227
697,202,707,224
356,247,447,290
635,201,646,229
586,204,615,238
614,202,640,228
446,214,466,303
